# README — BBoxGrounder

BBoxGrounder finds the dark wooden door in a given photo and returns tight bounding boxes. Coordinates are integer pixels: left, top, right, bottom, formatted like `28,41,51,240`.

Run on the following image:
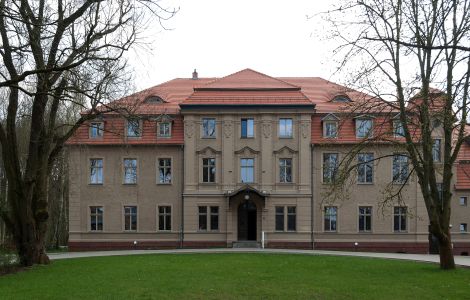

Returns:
238,201,257,241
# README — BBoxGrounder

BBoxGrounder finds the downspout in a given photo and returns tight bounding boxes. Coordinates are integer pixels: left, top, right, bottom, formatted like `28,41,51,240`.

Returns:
311,143,315,250
180,144,185,249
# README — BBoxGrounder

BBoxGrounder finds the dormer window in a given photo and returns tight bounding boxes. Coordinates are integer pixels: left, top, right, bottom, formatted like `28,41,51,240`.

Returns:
332,95,351,102
158,122,172,138
127,119,141,137
322,114,340,138
355,116,373,138
90,122,104,138
144,95,165,104
393,120,405,137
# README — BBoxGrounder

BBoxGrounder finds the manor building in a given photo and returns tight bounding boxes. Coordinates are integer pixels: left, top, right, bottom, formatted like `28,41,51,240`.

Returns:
67,69,470,254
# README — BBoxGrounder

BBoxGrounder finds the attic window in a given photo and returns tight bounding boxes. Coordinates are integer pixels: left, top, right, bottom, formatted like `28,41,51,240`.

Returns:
144,96,165,104
332,95,351,102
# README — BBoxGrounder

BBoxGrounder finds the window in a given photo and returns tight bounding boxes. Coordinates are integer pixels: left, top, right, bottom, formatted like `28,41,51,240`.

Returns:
240,158,254,183
356,119,373,138
202,158,216,183
358,206,372,232
123,158,137,184
198,206,218,231
198,206,207,230
124,206,137,231
279,118,293,138
392,154,409,183
393,207,407,232
158,206,171,231
323,153,338,183
158,122,171,137
393,120,405,137
275,206,296,231
210,206,219,230
90,206,103,231
279,158,292,183
460,223,468,233
357,153,374,184
460,197,467,206
90,159,103,184
275,207,284,231
432,139,441,162
158,158,172,184
127,119,141,137
287,206,296,231
241,118,254,138
324,121,338,138
202,118,216,138
324,206,337,231
90,122,103,138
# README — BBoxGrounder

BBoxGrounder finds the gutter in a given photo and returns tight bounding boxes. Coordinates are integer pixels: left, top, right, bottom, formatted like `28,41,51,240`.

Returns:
180,144,185,249
311,143,315,250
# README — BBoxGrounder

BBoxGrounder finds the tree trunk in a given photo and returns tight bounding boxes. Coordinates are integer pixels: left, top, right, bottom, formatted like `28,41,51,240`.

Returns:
438,229,456,270
15,221,50,266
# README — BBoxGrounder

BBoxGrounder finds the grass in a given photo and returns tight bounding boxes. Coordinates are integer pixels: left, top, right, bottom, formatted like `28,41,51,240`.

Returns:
1,253,470,299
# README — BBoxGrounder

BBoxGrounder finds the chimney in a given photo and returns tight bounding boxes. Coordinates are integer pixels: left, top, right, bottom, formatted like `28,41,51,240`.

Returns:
192,69,198,80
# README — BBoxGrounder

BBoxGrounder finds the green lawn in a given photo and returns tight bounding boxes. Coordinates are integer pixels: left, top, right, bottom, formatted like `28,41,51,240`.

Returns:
1,253,470,299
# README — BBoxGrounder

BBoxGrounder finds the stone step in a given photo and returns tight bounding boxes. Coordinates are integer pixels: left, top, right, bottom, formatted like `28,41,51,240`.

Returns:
232,241,261,248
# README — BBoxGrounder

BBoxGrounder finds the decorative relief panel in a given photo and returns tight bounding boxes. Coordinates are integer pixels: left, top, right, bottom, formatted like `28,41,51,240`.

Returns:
223,122,232,138
301,122,309,139
262,122,271,138
184,122,195,138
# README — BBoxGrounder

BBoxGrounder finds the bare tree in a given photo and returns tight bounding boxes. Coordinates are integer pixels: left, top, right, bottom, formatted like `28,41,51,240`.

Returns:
0,0,176,266
318,0,470,269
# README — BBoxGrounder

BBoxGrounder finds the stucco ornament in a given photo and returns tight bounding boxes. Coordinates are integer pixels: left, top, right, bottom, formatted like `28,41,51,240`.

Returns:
301,122,309,138
223,122,232,138
262,123,271,138
184,122,195,138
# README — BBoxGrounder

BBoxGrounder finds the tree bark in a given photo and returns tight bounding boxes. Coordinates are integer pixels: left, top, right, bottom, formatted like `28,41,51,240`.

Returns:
438,230,456,270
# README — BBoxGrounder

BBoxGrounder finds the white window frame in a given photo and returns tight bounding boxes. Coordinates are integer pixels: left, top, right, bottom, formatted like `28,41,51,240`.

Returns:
89,122,104,138
202,118,216,138
323,120,338,138
324,206,337,232
158,205,172,231
357,153,374,184
90,158,103,184
358,206,372,232
279,118,293,138
158,122,172,138
90,206,104,231
392,154,409,184
279,158,293,183
123,158,138,184
355,118,373,138
123,206,138,231
393,206,407,232
393,120,405,137
127,119,141,137
322,153,338,184
202,157,216,183
158,158,172,184
240,158,255,183
460,196,468,206
460,223,468,233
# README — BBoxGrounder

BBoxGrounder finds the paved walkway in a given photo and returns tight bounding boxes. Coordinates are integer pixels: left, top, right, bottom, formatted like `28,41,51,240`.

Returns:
48,248,470,267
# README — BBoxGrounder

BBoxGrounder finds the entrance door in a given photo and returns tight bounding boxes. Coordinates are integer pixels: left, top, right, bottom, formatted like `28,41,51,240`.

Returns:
238,200,257,241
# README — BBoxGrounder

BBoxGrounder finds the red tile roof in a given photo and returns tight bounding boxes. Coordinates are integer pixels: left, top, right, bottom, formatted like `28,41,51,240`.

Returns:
181,69,312,106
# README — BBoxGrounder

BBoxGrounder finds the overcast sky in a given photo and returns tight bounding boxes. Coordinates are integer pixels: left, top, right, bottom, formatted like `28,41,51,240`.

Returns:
128,0,337,91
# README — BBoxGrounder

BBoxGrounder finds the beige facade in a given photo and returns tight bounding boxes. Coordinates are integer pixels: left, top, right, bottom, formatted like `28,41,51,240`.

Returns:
67,69,470,254
181,109,313,247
